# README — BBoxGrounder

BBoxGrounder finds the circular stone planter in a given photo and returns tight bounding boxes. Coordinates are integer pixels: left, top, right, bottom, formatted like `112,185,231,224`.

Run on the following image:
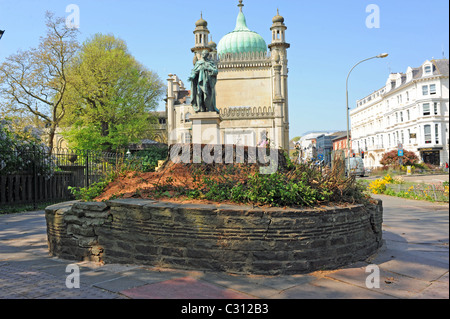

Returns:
45,199,383,275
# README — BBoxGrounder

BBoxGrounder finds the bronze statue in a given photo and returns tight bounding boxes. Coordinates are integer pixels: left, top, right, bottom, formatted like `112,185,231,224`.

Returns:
188,50,219,113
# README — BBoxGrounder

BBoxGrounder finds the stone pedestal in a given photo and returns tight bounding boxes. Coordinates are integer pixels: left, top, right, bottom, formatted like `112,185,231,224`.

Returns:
190,112,222,145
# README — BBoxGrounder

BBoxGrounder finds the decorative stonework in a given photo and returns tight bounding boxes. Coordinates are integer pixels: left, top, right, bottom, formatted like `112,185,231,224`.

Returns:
217,52,272,69
220,106,275,119
45,199,383,275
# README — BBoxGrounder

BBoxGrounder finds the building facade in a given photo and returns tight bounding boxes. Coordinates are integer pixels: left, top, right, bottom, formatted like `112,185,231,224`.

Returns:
166,1,290,149
350,59,449,168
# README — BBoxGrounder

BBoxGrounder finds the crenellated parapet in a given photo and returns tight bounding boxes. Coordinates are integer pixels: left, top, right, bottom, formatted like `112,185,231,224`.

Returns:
217,51,272,69
220,106,275,119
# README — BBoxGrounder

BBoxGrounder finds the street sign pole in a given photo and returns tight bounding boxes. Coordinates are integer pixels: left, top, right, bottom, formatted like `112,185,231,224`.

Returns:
398,143,403,166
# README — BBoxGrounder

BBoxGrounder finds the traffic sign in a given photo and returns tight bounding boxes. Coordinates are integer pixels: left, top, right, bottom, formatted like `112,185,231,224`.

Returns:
398,150,404,156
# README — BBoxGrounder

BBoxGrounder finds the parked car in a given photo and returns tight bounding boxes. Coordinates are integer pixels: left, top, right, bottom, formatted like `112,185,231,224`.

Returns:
345,157,365,177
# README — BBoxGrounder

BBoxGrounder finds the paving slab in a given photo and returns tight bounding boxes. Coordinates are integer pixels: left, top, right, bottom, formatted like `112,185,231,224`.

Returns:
414,281,449,299
93,276,148,293
274,277,395,299
199,272,282,299
120,276,255,299
78,269,124,286
120,267,191,284
0,195,448,300
325,265,432,298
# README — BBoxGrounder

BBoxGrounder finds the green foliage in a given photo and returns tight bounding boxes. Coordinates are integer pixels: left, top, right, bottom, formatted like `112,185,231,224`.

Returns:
69,179,110,202
132,147,168,172
368,174,449,203
151,157,366,207
61,33,165,152
0,13,79,149
239,172,331,207
380,149,419,166
0,119,56,176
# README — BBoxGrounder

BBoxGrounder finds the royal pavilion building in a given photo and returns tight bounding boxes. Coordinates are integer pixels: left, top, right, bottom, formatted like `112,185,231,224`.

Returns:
165,0,291,149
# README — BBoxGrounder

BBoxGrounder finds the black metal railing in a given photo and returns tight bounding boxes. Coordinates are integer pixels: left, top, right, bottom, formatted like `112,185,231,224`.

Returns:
0,147,124,210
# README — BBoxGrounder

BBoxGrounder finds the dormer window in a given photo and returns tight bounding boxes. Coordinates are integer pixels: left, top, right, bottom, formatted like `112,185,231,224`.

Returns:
424,65,432,75
406,67,413,82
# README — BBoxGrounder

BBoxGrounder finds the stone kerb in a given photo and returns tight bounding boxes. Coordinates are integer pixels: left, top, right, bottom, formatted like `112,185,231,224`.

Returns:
45,199,383,275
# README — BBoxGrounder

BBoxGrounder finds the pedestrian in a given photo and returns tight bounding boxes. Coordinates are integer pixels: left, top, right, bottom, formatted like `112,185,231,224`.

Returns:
445,162,449,173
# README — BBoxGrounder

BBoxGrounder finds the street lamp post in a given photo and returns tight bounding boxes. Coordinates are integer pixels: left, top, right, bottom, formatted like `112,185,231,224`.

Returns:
346,53,388,176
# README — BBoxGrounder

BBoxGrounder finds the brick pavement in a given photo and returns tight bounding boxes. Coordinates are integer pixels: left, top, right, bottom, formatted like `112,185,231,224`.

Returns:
0,197,448,300
0,261,122,299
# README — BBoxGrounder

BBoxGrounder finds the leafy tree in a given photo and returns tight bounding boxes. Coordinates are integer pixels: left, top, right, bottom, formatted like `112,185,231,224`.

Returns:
0,119,56,176
0,12,79,152
380,149,419,166
61,34,165,151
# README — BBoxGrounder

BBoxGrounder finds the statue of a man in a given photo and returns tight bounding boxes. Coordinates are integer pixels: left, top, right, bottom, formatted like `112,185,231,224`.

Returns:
188,50,219,113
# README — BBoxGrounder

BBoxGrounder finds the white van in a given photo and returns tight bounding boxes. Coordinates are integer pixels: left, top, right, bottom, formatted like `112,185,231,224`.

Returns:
345,157,365,177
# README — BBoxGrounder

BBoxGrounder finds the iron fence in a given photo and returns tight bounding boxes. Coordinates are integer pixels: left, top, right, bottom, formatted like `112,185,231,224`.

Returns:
385,183,449,202
0,147,124,210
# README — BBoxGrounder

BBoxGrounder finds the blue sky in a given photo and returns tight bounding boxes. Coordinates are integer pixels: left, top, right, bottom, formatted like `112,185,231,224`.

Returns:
0,0,448,138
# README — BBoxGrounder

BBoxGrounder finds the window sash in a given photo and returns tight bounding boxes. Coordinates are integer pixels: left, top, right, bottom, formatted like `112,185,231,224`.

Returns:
423,103,431,116
430,84,436,94
435,124,439,144
422,85,428,95
424,125,432,144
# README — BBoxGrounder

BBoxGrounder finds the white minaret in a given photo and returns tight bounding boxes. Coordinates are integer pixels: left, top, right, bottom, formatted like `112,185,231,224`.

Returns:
269,9,290,149
191,13,212,64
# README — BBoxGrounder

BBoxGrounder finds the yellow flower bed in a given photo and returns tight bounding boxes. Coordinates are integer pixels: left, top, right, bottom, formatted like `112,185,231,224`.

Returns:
369,177,390,194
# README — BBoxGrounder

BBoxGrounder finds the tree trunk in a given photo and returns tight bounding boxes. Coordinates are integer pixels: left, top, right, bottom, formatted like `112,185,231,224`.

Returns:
100,121,112,151
47,125,56,155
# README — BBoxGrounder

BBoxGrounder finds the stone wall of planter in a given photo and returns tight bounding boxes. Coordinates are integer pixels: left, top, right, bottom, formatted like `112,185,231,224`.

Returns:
45,199,383,275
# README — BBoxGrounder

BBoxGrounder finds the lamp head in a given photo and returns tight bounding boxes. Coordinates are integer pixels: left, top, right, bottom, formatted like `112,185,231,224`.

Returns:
377,53,389,58
0,30,4,40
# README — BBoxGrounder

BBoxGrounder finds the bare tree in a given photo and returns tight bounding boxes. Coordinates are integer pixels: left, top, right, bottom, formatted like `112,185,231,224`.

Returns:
0,12,79,152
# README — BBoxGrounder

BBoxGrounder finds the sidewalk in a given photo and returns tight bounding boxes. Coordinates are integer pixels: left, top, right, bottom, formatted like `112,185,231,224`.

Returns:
0,195,448,299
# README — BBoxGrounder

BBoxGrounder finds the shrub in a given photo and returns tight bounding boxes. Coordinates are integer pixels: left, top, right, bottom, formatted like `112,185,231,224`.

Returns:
68,180,110,201
380,150,419,167
393,175,405,184
126,146,168,172
150,153,367,207
369,178,389,194
0,119,56,177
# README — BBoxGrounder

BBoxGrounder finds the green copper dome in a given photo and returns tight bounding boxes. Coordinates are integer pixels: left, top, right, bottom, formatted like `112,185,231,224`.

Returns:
217,10,267,55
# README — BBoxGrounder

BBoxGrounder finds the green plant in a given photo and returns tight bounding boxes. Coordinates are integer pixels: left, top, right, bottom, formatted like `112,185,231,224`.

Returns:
69,179,110,201
162,157,363,207
380,149,419,167
0,119,57,177
368,177,389,194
